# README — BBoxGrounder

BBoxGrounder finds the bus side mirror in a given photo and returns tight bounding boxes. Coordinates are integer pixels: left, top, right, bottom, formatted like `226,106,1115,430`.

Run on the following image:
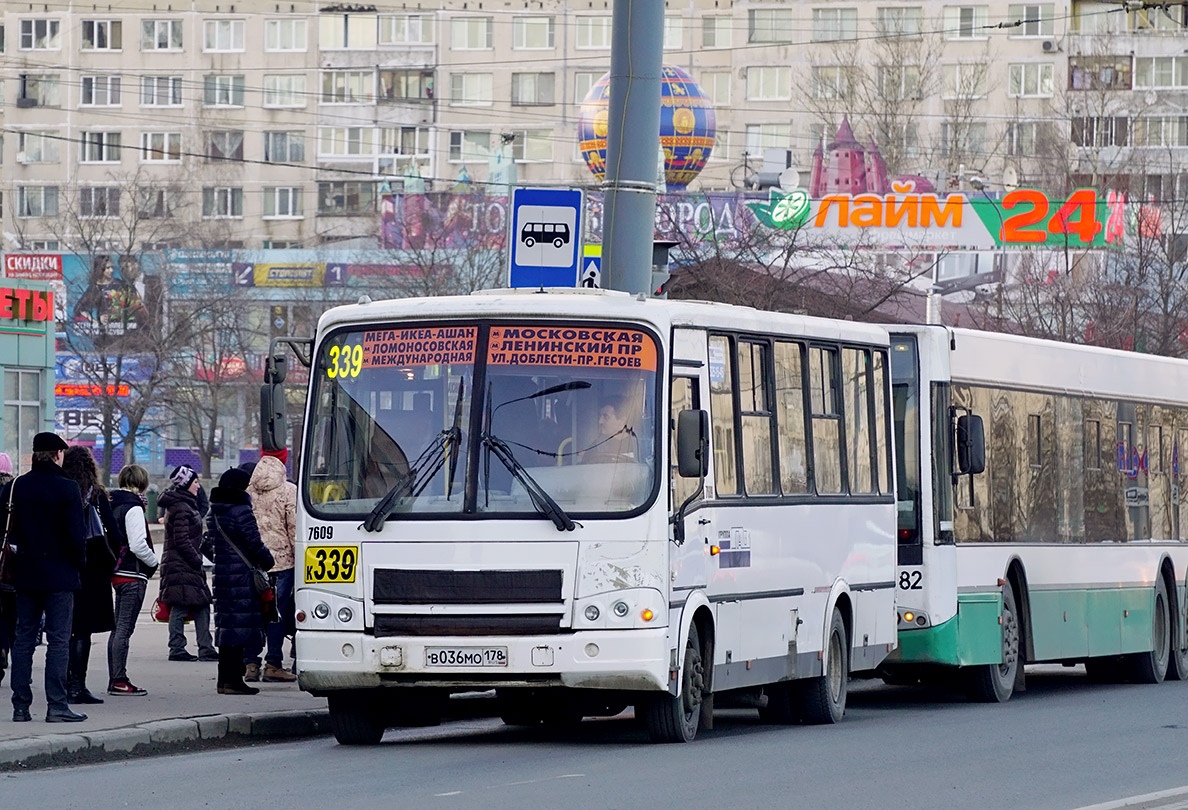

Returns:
265,353,287,385
261,383,287,452
677,409,709,479
956,414,986,475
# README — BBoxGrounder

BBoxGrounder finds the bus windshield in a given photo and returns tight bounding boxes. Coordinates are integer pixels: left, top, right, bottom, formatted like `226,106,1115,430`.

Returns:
305,321,660,520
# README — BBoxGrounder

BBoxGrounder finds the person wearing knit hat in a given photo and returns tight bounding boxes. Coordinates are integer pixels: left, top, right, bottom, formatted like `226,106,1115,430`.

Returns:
169,465,198,491
207,465,274,695
158,468,216,663
261,447,288,466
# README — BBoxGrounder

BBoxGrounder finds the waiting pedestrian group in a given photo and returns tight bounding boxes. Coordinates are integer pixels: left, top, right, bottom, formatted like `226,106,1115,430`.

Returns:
0,434,299,723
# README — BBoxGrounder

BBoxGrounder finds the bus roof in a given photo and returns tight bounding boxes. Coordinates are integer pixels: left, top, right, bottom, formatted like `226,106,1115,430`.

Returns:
317,288,890,347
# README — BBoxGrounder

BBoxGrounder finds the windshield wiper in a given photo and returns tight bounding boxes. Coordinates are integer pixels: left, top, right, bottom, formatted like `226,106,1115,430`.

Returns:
481,432,575,532
362,426,460,533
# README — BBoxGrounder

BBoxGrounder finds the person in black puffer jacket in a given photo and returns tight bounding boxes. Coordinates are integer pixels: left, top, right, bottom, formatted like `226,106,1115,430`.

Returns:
206,467,274,696
158,467,216,663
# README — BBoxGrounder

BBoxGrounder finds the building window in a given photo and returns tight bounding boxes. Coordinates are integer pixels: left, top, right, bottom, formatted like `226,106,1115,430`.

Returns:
1135,56,1188,89
379,126,430,156
811,66,848,100
320,13,377,49
1008,63,1054,97
203,75,246,107
943,64,988,98
264,75,307,107
513,17,555,49
1008,121,1040,155
1007,4,1054,36
940,122,987,156
575,16,612,48
266,19,307,51
79,187,120,218
1130,4,1186,31
943,6,989,39
512,73,556,105
202,187,243,218
1134,116,1188,148
702,16,730,47
321,70,375,104
745,124,791,154
379,70,435,101
17,132,59,164
450,73,494,106
79,132,122,163
319,127,374,157
140,132,182,162
82,20,122,50
1069,57,1133,90
663,16,683,49
811,8,857,42
701,71,731,105
878,65,921,101
4,370,43,472
510,129,554,162
575,71,602,103
747,66,792,100
1071,116,1131,147
748,9,794,43
17,186,59,217
142,19,183,51
20,19,60,50
141,76,183,106
379,14,431,44
265,131,306,163
206,130,245,162
451,17,493,49
263,187,303,218
875,7,922,36
137,189,173,219
448,130,491,162
18,74,61,107
317,181,376,215
204,19,245,51
81,76,121,106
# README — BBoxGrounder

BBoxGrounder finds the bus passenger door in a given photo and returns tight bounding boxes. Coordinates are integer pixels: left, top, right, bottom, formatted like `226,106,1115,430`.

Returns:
671,371,709,593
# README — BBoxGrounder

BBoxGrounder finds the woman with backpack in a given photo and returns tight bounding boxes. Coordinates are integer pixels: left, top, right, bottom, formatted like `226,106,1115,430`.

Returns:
107,464,159,696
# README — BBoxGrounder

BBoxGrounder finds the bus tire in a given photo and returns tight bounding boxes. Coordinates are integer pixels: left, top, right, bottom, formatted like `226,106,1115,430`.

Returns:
798,608,849,724
758,682,802,725
524,237,535,248
642,623,704,743
1169,585,1188,680
1124,577,1170,684
965,585,1019,703
553,238,564,248
328,690,386,745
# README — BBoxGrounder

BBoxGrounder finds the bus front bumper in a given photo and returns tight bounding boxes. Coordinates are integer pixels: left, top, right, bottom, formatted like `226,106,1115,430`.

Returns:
296,628,670,694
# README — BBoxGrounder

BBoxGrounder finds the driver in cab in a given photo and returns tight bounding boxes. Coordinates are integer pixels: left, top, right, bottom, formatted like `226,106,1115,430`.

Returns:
581,398,638,464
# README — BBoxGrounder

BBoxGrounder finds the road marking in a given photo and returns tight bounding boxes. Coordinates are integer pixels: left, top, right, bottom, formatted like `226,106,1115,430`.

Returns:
1073,786,1188,810
434,792,462,797
501,774,585,788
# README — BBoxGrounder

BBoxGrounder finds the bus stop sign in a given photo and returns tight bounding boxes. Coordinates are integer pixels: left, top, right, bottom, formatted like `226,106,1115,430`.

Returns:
509,187,583,288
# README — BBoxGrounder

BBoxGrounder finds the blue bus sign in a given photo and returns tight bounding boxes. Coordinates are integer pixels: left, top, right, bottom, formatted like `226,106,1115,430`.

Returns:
509,188,583,288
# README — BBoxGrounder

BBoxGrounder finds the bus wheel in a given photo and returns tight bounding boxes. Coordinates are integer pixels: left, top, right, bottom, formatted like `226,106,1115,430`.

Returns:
553,238,564,248
799,608,849,724
1124,577,1170,684
524,237,535,248
758,682,802,725
1169,594,1188,680
965,585,1019,703
643,624,704,743
328,690,386,745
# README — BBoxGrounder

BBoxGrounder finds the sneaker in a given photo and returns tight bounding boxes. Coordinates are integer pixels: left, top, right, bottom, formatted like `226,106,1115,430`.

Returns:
262,663,297,683
217,682,260,696
168,651,199,662
244,663,260,682
108,680,148,697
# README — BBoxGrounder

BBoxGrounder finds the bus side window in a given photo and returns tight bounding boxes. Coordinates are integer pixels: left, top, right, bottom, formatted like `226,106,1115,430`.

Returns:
872,350,891,494
809,346,844,494
843,347,873,494
670,376,701,508
774,341,809,493
708,335,738,496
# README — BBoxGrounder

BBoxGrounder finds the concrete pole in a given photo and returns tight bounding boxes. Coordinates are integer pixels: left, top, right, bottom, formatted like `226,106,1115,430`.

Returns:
602,0,664,296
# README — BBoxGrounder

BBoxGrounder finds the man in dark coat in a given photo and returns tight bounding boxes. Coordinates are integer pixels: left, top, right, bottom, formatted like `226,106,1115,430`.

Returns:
206,467,274,695
3,433,88,723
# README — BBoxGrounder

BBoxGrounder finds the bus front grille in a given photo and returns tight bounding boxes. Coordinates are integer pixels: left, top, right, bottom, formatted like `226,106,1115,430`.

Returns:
373,614,562,637
372,569,564,605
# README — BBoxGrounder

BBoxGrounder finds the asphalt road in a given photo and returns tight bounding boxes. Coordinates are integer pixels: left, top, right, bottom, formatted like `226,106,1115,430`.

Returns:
8,666,1188,810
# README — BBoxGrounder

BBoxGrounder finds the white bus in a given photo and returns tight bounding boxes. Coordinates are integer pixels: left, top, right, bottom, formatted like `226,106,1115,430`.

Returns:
283,288,897,744
882,326,1188,699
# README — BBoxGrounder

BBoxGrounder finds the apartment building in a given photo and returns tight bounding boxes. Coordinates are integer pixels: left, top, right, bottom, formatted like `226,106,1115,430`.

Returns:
1,1,1186,252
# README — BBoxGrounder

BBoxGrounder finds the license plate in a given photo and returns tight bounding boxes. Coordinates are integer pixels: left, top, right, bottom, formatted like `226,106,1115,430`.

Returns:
425,646,508,668
303,546,358,584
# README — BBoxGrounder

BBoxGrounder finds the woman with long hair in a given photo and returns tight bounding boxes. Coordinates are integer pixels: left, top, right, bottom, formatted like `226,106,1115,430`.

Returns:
60,446,116,704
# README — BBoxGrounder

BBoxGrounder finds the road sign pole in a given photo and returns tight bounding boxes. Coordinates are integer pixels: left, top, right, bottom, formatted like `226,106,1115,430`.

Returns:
602,0,664,296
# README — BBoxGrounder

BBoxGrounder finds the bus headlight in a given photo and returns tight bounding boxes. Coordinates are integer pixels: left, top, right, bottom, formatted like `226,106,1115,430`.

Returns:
574,589,666,630
313,602,330,620
584,605,600,622
337,606,353,624
612,601,629,618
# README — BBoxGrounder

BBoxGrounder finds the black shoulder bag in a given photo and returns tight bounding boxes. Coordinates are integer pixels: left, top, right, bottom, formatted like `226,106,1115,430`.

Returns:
211,512,278,622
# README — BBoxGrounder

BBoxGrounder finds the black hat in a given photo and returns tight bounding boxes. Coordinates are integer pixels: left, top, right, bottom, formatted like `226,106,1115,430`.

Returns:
218,467,251,492
32,432,69,452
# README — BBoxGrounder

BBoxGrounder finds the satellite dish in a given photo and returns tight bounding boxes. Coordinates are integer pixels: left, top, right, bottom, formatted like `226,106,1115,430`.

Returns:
778,166,801,191
1003,166,1019,192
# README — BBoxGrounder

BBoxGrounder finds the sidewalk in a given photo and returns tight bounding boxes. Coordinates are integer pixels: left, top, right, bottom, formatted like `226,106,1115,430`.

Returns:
0,569,329,770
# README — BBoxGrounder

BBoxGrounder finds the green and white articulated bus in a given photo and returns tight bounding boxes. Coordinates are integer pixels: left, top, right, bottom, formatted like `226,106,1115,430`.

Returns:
277,288,898,744
882,326,1188,699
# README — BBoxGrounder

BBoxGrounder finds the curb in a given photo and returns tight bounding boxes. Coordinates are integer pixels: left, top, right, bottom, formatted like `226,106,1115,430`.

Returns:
0,709,330,772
